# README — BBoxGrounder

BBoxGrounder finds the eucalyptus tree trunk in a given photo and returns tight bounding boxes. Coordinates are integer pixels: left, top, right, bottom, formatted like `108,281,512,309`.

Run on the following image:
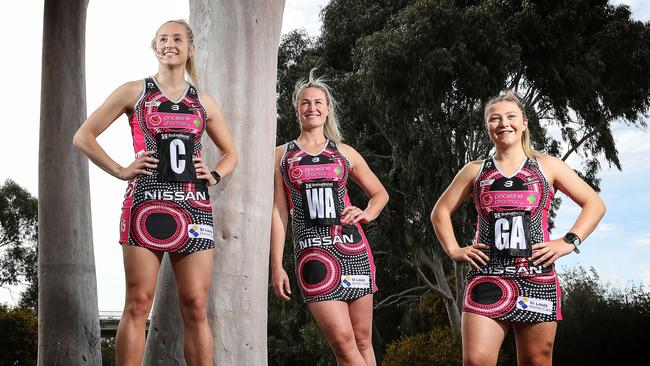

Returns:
144,1,285,365
38,0,101,364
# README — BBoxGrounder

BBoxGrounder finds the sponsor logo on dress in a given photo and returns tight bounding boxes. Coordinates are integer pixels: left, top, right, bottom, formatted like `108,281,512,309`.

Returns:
171,104,180,111
298,234,354,250
145,100,161,108
291,164,343,181
341,275,370,289
480,179,495,187
478,265,544,275
480,191,539,207
146,112,202,130
516,296,552,315
144,191,207,201
187,224,213,239
149,114,161,126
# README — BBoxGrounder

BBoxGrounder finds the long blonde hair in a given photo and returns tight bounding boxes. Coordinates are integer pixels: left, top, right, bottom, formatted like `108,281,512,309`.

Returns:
292,69,343,143
484,91,540,159
151,19,199,87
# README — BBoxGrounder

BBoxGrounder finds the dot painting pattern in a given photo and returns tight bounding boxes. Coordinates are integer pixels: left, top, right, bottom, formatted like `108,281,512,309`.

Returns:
119,77,214,254
280,141,377,302
464,157,562,322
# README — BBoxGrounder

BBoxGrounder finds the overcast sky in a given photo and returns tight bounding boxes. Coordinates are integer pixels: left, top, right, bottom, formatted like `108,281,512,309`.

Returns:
0,0,647,311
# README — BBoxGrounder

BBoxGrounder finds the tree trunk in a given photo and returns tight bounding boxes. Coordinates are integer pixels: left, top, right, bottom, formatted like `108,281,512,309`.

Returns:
38,0,101,364
425,251,462,334
144,1,285,365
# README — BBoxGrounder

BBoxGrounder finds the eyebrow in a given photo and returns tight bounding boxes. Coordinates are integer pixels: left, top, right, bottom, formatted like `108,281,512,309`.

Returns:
158,33,185,38
489,110,518,116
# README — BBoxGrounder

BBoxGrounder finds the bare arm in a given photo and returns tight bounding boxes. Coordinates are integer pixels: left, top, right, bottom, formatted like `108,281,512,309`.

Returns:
270,146,291,301
73,81,157,180
196,93,238,185
430,161,490,269
529,155,606,266
338,144,389,224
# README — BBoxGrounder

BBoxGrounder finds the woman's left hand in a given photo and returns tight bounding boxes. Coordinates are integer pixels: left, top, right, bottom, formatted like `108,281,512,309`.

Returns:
341,205,370,225
529,239,575,267
194,156,217,186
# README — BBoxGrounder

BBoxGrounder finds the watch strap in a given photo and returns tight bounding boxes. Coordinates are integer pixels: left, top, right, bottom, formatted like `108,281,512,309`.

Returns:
563,232,582,254
210,170,221,185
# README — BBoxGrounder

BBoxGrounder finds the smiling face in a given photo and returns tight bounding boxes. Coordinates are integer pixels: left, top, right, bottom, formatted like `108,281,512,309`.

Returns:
485,100,528,148
153,21,194,67
296,87,330,130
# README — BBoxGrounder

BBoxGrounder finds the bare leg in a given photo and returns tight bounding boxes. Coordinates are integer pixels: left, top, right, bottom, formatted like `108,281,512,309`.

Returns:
349,294,376,366
462,312,510,366
170,249,214,366
308,300,368,366
115,245,162,366
513,321,557,366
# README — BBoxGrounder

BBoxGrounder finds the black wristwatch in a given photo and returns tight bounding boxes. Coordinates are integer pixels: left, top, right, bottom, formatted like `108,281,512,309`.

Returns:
563,232,582,254
209,170,221,186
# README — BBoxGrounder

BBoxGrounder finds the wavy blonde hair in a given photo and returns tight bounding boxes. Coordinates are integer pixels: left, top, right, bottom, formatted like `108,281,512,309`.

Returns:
292,69,343,143
484,91,540,159
151,19,199,87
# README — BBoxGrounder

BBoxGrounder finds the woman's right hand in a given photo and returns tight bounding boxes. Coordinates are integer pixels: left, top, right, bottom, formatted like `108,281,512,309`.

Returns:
117,150,158,180
448,243,491,269
271,267,292,301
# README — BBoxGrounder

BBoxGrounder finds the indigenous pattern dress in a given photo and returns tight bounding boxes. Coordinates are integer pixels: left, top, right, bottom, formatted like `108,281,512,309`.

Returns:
118,77,214,253
463,157,562,322
280,140,378,302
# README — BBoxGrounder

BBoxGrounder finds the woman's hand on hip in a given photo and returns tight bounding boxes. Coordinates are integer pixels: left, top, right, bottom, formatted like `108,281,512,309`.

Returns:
529,239,575,268
448,243,491,270
341,205,370,225
117,150,158,180
194,156,218,186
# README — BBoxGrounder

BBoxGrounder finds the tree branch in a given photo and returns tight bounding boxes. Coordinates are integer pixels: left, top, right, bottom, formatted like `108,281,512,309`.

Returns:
416,251,455,301
373,285,429,310
562,121,606,161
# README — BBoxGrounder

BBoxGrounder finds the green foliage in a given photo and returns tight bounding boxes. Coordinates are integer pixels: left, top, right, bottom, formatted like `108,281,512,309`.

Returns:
382,326,461,366
0,179,38,313
268,289,335,365
270,0,650,361
101,338,116,366
554,266,650,365
0,304,37,366
267,226,335,366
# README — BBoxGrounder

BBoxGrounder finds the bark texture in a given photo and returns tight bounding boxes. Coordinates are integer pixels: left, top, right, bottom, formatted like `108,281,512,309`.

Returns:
38,0,101,364
145,1,285,365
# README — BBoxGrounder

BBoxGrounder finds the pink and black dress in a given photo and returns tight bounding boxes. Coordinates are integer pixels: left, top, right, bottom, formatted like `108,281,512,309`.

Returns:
119,77,214,253
463,157,562,322
280,140,378,302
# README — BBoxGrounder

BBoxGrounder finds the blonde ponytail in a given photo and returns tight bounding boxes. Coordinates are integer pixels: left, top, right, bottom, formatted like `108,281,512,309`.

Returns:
151,19,200,87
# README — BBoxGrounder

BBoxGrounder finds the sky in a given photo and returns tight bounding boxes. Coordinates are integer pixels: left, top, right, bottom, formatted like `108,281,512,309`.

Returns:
0,0,648,311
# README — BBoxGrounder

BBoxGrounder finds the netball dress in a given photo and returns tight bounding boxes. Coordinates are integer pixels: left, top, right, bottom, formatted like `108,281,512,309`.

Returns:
463,157,562,322
280,140,378,302
118,77,214,253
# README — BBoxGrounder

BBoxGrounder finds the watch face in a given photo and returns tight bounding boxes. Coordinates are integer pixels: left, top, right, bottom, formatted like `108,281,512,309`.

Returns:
565,233,581,246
